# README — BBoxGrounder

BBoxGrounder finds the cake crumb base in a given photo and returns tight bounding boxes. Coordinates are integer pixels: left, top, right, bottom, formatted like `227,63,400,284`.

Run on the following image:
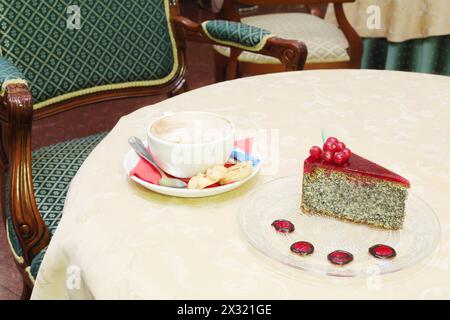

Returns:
300,203,403,231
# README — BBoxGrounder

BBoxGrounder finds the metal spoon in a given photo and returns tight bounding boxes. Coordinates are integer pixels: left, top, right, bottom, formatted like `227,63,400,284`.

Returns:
128,136,187,188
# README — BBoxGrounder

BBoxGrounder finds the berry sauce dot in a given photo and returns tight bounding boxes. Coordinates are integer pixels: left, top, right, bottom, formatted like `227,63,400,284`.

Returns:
369,244,396,259
290,241,314,256
271,219,295,233
327,250,354,266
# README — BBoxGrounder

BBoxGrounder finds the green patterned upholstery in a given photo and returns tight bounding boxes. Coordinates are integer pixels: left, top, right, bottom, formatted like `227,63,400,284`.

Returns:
30,247,47,279
5,132,107,279
202,20,273,51
5,201,23,258
0,0,178,109
0,57,27,93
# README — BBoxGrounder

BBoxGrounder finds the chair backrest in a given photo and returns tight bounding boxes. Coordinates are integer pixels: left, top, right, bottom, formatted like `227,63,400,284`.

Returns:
0,0,179,109
221,0,356,20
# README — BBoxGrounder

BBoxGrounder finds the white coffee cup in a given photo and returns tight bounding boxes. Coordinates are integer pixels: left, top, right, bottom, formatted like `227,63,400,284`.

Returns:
147,112,235,178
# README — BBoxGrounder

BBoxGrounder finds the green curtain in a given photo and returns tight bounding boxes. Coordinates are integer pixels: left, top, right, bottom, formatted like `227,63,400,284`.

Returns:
361,35,450,76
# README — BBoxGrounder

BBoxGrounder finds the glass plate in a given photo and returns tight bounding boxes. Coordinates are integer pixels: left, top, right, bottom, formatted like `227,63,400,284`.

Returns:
238,175,441,277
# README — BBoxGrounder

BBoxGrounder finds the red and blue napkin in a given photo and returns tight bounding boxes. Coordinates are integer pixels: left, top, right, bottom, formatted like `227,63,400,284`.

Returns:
130,138,258,187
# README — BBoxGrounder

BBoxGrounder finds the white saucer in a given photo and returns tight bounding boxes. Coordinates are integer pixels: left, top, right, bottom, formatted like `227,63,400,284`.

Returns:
123,148,261,198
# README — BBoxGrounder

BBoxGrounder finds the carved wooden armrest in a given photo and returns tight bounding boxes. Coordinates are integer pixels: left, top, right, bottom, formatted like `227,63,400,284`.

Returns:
2,82,50,265
172,16,308,76
0,57,28,93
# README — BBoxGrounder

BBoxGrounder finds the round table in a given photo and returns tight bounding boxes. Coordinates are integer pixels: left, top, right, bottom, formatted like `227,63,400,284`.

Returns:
32,70,450,299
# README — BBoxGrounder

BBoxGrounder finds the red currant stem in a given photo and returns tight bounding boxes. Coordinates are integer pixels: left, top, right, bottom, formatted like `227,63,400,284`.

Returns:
321,128,327,144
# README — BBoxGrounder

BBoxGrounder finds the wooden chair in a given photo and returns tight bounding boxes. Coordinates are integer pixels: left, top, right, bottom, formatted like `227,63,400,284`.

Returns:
214,0,363,80
0,0,307,299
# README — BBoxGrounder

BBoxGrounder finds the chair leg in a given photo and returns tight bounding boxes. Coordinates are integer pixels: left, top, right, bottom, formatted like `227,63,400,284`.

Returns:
214,51,227,82
226,48,242,81
168,78,189,97
21,281,32,300
182,80,190,93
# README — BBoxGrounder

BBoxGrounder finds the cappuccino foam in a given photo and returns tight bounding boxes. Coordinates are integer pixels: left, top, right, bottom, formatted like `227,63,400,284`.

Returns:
150,113,233,144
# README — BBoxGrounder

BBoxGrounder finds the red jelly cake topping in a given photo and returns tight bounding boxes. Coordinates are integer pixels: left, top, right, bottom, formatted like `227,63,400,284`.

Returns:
328,250,354,266
369,244,397,259
290,241,314,256
304,137,410,187
271,219,295,233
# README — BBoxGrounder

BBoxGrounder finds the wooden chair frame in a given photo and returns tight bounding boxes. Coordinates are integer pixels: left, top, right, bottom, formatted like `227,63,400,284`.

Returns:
0,1,307,299
215,0,363,79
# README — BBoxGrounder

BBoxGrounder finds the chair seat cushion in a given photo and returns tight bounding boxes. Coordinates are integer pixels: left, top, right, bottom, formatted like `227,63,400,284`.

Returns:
32,132,108,235
29,247,47,280
214,13,350,64
5,132,107,278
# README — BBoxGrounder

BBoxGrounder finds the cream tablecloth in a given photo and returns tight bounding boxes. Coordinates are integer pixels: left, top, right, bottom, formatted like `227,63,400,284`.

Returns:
32,70,450,299
326,0,450,42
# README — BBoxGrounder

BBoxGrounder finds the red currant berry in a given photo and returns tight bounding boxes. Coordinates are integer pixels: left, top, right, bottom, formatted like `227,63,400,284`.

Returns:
326,137,338,144
323,151,333,163
342,148,352,160
336,141,346,151
309,146,322,161
323,141,338,153
333,152,346,165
